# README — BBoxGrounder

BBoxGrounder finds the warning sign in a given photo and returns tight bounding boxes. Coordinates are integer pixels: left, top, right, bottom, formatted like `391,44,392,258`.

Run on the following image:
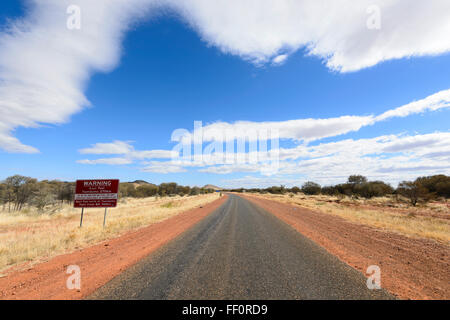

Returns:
74,179,119,208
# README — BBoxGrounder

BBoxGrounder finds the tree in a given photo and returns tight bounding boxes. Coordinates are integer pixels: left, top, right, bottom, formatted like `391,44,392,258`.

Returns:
321,186,339,196
31,182,56,212
176,185,190,196
335,183,353,196
290,186,301,194
357,181,394,198
190,187,201,196
0,183,8,210
302,181,321,195
135,185,158,198
348,175,368,185
265,185,287,194
56,181,75,204
435,180,450,198
397,181,430,206
4,175,37,211
159,183,178,196
16,178,37,211
415,175,450,198
119,183,136,198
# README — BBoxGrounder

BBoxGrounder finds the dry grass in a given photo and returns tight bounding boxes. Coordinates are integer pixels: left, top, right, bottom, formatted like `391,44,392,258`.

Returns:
249,193,450,244
0,194,220,273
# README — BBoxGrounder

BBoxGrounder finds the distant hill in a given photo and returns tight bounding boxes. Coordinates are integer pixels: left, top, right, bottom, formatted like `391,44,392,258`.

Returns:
127,180,157,188
129,180,150,185
203,184,222,190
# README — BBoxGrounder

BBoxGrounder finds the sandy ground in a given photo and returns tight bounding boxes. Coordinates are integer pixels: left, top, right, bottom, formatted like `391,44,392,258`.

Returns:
0,195,227,300
243,194,450,300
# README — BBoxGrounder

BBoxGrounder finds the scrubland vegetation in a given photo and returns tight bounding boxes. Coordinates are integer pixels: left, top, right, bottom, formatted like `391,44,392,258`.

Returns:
0,175,219,273
230,174,450,206
241,175,449,243
0,173,448,273
0,175,216,214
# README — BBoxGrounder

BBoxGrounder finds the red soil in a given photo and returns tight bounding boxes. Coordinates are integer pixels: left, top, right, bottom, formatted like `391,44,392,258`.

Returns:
0,196,227,300
243,194,450,300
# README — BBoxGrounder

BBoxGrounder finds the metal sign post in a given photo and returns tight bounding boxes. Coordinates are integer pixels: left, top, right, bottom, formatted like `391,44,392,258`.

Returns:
80,208,84,228
103,208,108,228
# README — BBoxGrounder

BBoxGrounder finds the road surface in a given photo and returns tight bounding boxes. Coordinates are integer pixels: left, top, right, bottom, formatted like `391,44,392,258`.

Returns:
89,194,393,299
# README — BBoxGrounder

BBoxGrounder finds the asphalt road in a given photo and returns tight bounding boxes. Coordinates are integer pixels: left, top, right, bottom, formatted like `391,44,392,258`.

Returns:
89,194,393,299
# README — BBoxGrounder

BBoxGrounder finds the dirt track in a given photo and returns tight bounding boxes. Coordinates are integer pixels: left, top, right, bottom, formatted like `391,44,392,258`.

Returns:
243,194,450,300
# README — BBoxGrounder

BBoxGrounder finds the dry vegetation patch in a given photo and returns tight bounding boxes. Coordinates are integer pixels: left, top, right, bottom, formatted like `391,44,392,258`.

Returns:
248,193,449,243
0,194,219,274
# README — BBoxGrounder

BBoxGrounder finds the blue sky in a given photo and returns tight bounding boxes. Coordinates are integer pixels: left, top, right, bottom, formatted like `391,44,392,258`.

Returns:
1,1,449,188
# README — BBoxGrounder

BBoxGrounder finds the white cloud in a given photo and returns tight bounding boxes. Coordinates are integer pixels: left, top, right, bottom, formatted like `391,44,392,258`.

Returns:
77,140,177,166
191,89,450,143
130,149,178,159
141,161,187,173
170,0,450,70
277,132,450,161
0,0,157,153
79,141,134,155
76,131,450,181
375,89,450,121
199,163,261,175
77,157,132,165
221,175,299,189
272,54,288,65
200,116,374,143
1,1,450,153
76,87,450,179
196,132,450,185
76,92,450,176
0,130,39,153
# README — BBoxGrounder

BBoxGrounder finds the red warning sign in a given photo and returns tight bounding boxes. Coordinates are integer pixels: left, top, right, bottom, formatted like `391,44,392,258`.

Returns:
74,179,119,208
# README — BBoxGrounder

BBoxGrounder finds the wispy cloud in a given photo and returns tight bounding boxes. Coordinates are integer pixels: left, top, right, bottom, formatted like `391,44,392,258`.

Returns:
77,157,132,165
209,132,450,186
78,140,177,164
0,0,156,153
375,89,450,121
221,175,300,189
184,89,450,143
170,0,450,70
271,54,288,65
1,1,450,153
141,161,187,173
77,88,450,185
77,132,450,185
79,141,134,155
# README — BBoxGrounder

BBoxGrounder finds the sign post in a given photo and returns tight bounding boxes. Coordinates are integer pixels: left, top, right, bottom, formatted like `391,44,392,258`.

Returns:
80,208,84,227
103,208,108,228
74,179,119,227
